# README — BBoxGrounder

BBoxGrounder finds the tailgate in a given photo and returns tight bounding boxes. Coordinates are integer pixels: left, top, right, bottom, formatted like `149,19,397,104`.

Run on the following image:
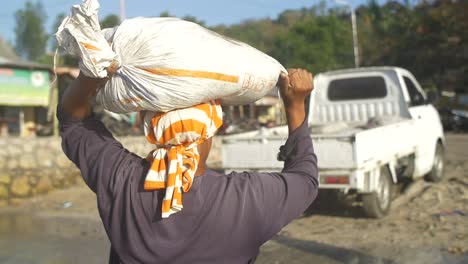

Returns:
222,136,284,170
312,135,356,169
221,134,357,171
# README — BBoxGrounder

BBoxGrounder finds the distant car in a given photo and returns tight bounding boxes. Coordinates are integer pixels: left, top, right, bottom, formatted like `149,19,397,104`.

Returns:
440,108,468,132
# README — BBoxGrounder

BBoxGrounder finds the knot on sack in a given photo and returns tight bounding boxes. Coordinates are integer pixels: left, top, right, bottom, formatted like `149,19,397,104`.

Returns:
106,60,121,77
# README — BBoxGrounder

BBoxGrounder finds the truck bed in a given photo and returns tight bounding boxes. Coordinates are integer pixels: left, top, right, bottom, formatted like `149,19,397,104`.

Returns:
222,117,417,172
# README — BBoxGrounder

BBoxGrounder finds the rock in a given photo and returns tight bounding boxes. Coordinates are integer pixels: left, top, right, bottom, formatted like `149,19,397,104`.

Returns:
10,198,25,206
435,190,443,203
48,141,62,152
0,185,8,199
447,246,466,254
51,172,65,188
35,177,52,194
10,176,31,197
0,174,11,184
53,169,65,179
63,178,74,188
7,159,18,170
38,157,54,168
0,143,6,156
421,188,435,201
6,145,21,156
56,154,72,168
23,143,34,153
28,175,38,186
19,154,37,169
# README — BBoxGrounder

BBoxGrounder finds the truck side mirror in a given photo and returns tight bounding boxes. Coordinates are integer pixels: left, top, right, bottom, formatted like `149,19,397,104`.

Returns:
426,90,438,105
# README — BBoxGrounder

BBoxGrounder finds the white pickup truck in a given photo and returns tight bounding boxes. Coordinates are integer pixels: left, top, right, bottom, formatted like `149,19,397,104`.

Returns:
221,67,445,218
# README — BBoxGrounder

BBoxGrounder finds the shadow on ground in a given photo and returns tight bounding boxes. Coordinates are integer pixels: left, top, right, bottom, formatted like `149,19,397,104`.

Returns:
303,189,366,218
257,234,394,264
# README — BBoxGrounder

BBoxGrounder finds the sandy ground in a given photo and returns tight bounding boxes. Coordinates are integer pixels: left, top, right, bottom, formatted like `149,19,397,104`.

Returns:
0,134,467,264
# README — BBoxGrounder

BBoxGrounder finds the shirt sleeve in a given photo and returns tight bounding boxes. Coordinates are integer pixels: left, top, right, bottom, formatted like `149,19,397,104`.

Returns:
231,121,319,242
57,104,142,194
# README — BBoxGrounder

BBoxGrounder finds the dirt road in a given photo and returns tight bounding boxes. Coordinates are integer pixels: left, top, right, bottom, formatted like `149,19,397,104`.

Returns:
258,133,468,264
0,134,467,264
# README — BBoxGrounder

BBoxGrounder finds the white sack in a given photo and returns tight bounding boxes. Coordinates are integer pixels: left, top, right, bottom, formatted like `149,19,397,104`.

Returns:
56,0,119,78
56,0,286,113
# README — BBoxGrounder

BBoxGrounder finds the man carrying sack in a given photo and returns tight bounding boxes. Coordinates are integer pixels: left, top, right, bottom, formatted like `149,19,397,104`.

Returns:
58,68,318,263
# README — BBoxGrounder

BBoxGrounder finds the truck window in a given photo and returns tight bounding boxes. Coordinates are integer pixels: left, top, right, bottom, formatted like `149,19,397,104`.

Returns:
403,77,425,106
328,76,387,101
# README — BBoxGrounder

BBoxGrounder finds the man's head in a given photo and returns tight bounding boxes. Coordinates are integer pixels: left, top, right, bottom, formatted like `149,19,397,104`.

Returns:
141,101,223,217
140,108,214,170
142,100,222,180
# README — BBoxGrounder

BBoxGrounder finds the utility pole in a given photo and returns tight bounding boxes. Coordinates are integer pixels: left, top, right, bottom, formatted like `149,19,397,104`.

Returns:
120,0,126,22
350,8,359,68
334,0,360,68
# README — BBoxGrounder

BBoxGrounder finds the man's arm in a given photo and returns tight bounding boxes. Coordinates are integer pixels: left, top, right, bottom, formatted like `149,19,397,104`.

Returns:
231,69,317,242
58,70,141,194
277,68,314,133
62,73,105,119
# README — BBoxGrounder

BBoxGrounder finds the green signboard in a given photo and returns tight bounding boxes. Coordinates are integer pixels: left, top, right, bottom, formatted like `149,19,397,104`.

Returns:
0,68,51,106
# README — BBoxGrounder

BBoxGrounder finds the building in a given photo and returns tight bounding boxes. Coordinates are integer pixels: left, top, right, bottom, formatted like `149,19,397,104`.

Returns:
222,87,284,134
0,38,59,137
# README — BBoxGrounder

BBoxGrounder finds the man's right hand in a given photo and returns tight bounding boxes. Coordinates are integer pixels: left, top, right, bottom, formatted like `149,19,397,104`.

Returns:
277,68,314,133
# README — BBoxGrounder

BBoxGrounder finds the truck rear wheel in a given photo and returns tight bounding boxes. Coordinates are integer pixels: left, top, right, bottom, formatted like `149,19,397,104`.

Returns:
425,142,445,182
362,166,393,218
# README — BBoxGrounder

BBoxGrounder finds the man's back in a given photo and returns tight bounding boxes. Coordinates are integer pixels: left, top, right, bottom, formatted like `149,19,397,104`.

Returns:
58,105,317,263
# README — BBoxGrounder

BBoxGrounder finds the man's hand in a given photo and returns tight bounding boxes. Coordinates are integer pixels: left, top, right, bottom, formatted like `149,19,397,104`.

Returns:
278,69,314,107
62,63,119,119
277,68,314,133
62,73,107,119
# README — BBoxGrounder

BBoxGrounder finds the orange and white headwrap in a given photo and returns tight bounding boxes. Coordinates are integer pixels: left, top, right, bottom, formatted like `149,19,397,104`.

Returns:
143,101,223,218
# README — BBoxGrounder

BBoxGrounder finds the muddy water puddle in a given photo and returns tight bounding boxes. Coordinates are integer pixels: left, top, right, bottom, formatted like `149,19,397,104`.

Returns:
0,213,109,264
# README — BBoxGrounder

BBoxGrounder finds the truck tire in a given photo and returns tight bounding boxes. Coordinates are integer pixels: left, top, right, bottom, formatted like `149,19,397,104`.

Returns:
425,142,445,182
362,166,393,218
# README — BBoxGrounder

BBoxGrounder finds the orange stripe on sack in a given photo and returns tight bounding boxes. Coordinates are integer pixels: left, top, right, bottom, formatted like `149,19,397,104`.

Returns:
80,42,101,51
139,67,239,83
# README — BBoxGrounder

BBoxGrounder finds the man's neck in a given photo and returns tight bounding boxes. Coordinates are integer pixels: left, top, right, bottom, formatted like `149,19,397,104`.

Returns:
195,162,207,177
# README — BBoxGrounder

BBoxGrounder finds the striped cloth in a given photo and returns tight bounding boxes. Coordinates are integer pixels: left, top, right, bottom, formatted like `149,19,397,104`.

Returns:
143,101,223,218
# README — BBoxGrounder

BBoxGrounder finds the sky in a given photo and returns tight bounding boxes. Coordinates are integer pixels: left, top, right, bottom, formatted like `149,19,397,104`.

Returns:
0,0,389,46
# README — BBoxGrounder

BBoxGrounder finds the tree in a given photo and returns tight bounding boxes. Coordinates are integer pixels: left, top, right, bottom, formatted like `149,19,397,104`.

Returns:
182,15,206,26
14,1,48,61
159,11,171,17
0,37,19,60
100,14,120,29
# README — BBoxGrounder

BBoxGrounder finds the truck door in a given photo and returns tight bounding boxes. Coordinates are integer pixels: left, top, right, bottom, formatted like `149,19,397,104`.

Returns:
402,75,438,176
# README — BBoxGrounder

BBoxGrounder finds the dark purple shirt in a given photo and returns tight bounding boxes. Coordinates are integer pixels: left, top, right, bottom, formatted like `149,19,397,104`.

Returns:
58,105,318,264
